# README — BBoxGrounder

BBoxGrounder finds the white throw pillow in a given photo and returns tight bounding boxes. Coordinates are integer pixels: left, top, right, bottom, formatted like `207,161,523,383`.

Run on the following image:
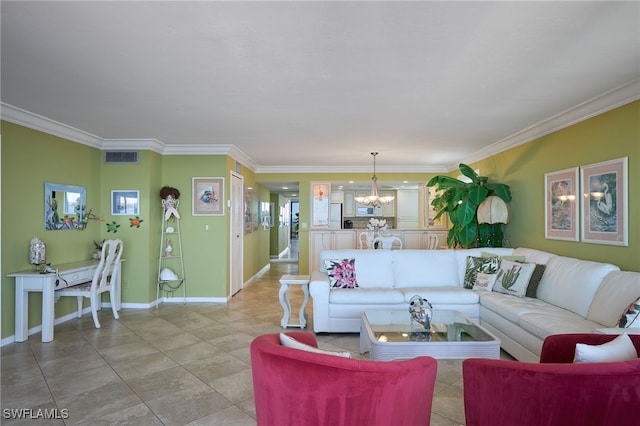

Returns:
493,260,536,297
473,273,497,292
573,333,638,363
279,333,352,358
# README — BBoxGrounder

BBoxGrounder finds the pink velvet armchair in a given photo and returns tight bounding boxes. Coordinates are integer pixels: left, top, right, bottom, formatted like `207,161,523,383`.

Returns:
463,333,640,426
250,332,438,426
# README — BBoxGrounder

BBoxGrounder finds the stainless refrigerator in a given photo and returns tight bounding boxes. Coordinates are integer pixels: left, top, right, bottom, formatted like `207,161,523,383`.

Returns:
330,203,342,229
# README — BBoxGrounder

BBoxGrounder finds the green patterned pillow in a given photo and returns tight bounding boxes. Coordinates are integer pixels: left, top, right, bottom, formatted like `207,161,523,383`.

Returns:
618,297,640,328
464,256,499,289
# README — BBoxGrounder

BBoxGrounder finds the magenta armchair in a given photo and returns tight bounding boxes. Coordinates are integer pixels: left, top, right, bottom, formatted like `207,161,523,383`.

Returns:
250,332,438,426
463,334,640,426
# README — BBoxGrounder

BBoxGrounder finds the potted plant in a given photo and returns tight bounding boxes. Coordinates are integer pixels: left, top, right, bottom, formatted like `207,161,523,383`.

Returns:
427,164,512,248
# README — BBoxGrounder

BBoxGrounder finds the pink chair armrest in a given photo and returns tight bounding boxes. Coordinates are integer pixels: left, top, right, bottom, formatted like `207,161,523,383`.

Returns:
540,333,640,363
463,356,640,426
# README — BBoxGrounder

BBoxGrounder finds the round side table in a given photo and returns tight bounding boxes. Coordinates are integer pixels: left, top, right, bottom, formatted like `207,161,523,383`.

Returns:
278,275,310,328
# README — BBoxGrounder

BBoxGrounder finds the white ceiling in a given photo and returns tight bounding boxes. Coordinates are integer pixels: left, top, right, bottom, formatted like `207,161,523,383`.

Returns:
2,1,639,178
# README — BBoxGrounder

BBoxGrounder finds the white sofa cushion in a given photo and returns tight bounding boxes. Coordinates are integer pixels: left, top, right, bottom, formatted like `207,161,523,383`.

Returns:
393,250,459,288
479,292,552,324
518,310,604,340
329,288,405,304
512,248,557,265
587,271,640,327
536,256,619,318
399,287,479,304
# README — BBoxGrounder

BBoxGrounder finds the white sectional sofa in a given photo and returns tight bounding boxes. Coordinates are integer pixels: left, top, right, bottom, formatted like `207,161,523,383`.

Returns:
309,247,640,361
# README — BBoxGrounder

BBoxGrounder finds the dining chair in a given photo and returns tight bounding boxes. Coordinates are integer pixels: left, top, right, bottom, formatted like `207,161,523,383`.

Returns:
372,236,403,249
358,231,374,249
56,239,123,328
426,233,439,250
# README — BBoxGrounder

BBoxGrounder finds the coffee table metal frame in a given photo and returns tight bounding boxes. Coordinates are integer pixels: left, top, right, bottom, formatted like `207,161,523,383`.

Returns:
360,309,501,361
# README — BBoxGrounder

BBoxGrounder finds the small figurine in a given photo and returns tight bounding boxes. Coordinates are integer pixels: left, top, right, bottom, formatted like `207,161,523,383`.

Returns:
409,295,433,330
160,186,181,220
165,239,173,257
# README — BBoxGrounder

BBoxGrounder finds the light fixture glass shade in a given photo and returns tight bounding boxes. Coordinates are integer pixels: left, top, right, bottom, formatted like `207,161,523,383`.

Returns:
477,196,509,224
354,153,395,207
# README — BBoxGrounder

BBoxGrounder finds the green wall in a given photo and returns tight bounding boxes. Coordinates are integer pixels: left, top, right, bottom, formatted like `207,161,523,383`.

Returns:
467,101,639,271
0,123,271,340
1,122,103,337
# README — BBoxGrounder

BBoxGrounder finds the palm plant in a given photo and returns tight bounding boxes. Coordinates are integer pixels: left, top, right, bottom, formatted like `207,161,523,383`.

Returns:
427,164,512,248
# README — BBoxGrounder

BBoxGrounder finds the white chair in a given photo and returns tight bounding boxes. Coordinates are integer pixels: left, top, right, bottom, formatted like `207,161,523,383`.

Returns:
56,239,123,328
372,236,403,250
358,231,375,249
426,234,439,250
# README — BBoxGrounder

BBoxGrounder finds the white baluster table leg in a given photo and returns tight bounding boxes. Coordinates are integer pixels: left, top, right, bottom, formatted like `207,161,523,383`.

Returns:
278,283,291,327
278,275,310,329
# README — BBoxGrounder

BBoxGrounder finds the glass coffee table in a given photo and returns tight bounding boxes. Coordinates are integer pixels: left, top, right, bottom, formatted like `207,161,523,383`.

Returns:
360,309,500,361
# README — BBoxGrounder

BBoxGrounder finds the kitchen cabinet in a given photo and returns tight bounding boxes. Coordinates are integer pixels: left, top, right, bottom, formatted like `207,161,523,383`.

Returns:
381,191,396,216
343,191,355,216
396,189,419,229
402,230,448,249
331,190,344,203
309,230,356,272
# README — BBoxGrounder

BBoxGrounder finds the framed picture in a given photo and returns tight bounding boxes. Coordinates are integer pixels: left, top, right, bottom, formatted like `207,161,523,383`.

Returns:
311,182,330,227
581,157,628,246
192,177,224,216
544,168,579,241
260,201,273,229
244,185,257,233
111,190,140,215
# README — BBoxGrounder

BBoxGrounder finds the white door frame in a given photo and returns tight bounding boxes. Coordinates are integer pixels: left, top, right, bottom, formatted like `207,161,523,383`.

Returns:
230,171,244,296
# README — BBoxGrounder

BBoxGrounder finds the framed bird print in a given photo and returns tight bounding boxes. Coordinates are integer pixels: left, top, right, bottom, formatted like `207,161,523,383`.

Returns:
580,157,628,246
544,168,579,241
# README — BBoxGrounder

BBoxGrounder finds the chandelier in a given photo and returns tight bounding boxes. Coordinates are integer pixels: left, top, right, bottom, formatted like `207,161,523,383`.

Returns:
354,152,395,207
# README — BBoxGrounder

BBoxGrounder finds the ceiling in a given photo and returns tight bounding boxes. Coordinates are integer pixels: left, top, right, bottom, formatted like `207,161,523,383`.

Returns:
2,1,639,193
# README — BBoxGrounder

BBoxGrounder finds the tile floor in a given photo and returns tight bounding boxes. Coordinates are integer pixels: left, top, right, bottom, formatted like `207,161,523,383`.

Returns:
1,253,509,425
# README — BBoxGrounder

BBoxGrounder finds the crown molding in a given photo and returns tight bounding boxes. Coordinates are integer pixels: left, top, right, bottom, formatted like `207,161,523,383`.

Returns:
254,164,450,174
102,138,166,154
4,78,638,174
453,79,640,171
1,102,103,148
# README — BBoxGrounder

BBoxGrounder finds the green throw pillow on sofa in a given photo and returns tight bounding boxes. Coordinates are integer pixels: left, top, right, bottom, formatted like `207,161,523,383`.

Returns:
464,256,500,289
525,264,546,298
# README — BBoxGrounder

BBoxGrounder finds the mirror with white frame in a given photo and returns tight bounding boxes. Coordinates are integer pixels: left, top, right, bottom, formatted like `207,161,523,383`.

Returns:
44,182,87,230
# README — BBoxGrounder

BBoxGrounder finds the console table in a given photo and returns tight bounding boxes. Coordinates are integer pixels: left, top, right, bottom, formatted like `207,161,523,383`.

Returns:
7,259,124,343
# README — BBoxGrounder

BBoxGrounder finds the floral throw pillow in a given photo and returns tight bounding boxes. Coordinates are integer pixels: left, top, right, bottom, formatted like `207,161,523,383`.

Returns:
493,260,537,297
324,258,358,289
464,256,500,289
618,297,640,328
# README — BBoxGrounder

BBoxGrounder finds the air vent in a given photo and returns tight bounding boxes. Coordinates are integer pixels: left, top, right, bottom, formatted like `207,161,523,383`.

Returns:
105,151,138,164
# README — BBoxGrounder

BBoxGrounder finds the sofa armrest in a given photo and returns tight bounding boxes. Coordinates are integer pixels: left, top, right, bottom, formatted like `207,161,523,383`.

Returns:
309,272,331,333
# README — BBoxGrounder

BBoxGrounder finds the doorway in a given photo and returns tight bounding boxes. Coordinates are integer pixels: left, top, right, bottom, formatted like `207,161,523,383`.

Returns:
230,171,244,296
